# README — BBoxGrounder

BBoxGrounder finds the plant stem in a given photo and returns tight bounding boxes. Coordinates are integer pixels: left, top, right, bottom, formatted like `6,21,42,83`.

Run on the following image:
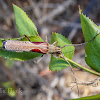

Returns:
65,57,100,77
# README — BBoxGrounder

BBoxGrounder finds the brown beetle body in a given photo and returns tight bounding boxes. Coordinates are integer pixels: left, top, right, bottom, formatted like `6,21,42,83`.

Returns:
3,40,62,57
3,40,48,54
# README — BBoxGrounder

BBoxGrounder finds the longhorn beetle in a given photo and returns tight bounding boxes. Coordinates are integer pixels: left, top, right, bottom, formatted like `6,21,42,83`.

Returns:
3,35,63,59
3,33,100,59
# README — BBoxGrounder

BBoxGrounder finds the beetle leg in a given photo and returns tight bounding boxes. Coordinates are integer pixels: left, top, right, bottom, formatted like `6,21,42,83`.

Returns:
52,41,58,46
24,35,31,42
18,35,31,41
33,54,44,63
44,36,48,43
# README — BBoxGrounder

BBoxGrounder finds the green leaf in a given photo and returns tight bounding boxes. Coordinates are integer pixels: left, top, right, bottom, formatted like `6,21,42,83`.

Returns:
0,36,43,61
49,33,75,71
72,94,100,100
2,82,16,97
0,49,42,61
80,11,100,72
13,4,38,36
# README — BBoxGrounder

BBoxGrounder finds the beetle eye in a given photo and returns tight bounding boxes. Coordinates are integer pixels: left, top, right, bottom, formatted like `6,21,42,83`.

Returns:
57,51,61,54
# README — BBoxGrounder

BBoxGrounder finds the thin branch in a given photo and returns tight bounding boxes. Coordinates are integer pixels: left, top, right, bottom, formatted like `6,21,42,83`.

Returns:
64,57,100,77
28,0,42,20
0,0,8,10
71,77,100,87
38,0,73,24
60,53,80,96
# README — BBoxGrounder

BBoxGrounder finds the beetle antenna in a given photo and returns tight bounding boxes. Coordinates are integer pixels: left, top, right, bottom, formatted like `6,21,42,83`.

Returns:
61,32,100,48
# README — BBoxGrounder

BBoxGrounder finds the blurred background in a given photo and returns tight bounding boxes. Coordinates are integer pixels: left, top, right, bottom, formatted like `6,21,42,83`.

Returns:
0,0,100,100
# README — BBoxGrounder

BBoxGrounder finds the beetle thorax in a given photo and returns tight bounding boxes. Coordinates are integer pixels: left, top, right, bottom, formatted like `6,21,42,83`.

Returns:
48,44,62,58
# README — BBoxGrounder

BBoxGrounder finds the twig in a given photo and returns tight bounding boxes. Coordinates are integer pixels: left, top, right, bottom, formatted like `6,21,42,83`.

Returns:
71,77,100,87
28,0,42,20
60,52,100,96
38,0,73,24
65,57,100,77
60,53,80,96
0,0,8,10
42,0,48,25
